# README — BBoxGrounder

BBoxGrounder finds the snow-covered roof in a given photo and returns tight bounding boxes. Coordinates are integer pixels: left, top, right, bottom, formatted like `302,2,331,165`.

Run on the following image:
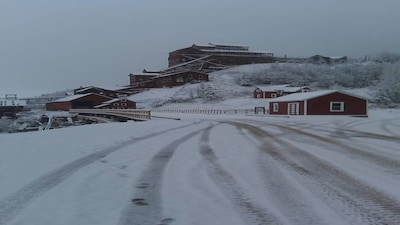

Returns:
269,90,367,102
94,103,108,109
129,73,160,76
256,84,306,92
75,85,127,92
102,99,121,104
75,86,100,93
51,93,92,102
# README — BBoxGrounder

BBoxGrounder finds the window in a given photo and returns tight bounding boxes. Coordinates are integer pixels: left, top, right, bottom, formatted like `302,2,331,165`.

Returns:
273,103,279,112
330,102,344,112
198,75,203,79
271,94,277,98
176,75,184,83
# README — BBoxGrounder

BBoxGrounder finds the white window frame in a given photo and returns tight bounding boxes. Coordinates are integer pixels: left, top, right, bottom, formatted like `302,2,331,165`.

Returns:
330,102,344,112
271,93,277,98
273,103,279,112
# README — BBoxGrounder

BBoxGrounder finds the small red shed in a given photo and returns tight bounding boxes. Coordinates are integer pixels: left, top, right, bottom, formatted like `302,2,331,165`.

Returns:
269,90,368,116
46,93,112,111
254,84,310,98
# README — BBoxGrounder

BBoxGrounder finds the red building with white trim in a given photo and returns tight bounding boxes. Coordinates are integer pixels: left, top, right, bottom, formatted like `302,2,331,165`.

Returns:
269,90,368,116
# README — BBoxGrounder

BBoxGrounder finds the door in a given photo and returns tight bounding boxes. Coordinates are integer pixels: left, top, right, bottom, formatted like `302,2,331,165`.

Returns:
288,103,299,115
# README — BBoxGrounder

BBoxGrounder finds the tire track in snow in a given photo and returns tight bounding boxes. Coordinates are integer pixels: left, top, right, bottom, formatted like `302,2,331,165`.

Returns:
250,119,400,173
118,129,204,225
381,118,400,136
237,122,400,225
199,125,283,225
274,119,400,142
0,122,199,225
270,124,400,172
230,123,333,225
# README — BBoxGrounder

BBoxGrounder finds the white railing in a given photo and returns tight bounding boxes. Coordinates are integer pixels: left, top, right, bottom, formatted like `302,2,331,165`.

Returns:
69,109,151,121
152,108,256,115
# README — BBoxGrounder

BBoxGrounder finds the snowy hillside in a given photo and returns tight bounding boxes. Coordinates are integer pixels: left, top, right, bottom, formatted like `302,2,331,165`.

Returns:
129,62,384,110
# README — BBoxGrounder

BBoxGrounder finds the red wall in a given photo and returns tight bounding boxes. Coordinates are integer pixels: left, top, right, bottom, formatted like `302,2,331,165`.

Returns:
307,92,367,115
46,102,71,111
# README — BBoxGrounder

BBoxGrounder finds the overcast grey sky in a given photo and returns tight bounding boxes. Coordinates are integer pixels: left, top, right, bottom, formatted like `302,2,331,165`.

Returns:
1,0,400,97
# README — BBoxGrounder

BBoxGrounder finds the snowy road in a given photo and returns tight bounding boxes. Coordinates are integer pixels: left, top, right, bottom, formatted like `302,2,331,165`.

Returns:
1,112,400,225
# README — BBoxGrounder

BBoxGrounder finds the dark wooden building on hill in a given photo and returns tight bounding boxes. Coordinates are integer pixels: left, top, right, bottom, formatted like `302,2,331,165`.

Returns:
166,44,275,73
129,71,209,88
129,73,159,87
269,90,367,116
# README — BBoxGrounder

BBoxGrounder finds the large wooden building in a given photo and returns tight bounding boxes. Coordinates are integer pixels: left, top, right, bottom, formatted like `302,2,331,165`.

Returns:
269,90,368,116
46,93,112,111
167,44,275,73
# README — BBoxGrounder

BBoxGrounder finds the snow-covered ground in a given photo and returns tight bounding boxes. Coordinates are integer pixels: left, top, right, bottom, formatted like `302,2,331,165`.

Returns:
1,63,399,224
1,108,400,225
